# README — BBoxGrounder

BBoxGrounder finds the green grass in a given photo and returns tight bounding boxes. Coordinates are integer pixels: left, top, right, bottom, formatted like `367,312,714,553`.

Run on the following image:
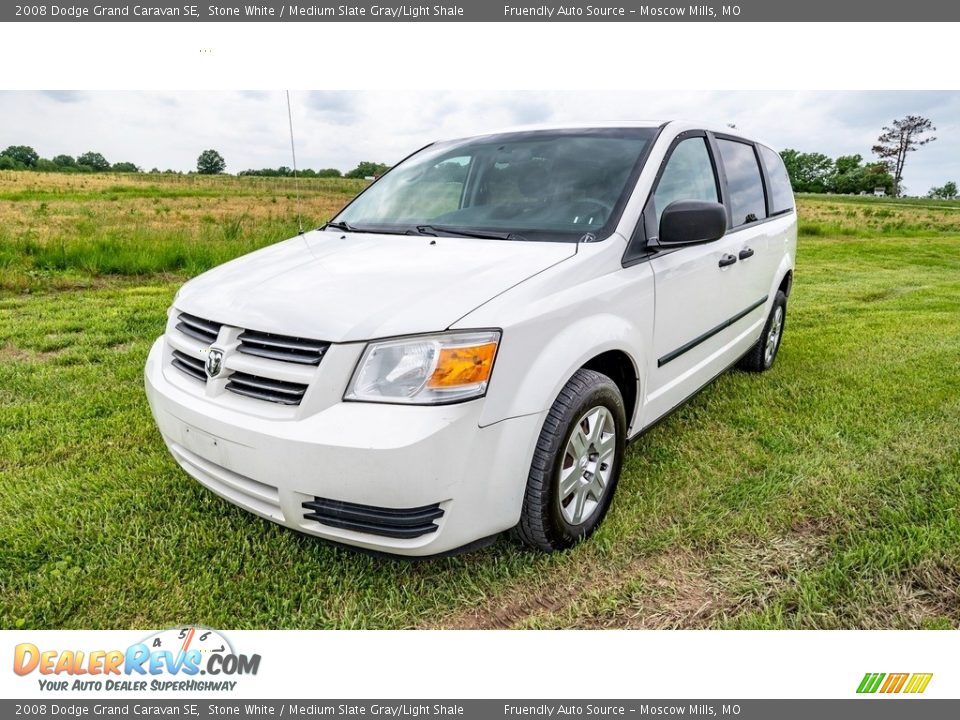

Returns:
0,179,958,629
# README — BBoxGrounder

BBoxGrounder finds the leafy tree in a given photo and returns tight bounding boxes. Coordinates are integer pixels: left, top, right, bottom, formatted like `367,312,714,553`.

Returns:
872,115,936,197
780,149,833,193
0,155,18,170
1,145,39,167
197,149,226,175
52,154,76,168
928,181,958,200
315,168,342,178
862,162,895,196
831,155,865,195
111,162,140,173
35,158,58,172
345,161,389,179
77,151,110,171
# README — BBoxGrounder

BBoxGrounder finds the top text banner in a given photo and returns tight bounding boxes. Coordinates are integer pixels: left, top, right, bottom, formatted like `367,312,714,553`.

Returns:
6,0,960,22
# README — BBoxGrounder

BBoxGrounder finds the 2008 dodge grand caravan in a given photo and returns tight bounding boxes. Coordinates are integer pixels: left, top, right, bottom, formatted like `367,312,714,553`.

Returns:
145,121,797,556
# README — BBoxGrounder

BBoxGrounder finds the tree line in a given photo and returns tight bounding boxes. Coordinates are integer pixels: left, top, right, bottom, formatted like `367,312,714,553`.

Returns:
0,145,140,173
781,115,953,198
780,151,895,195
0,145,390,180
2,115,953,198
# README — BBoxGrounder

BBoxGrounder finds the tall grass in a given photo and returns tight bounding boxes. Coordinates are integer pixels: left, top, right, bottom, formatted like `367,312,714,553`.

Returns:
1,173,958,292
0,172,367,289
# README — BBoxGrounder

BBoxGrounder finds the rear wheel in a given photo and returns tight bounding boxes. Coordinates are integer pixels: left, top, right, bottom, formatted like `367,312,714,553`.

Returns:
738,290,787,373
514,368,626,552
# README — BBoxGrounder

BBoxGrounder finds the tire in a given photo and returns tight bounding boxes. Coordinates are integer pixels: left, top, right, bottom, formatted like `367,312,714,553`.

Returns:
738,289,787,373
514,368,627,552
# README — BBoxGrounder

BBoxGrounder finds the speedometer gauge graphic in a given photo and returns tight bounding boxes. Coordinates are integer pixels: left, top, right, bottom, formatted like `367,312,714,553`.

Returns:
141,626,234,659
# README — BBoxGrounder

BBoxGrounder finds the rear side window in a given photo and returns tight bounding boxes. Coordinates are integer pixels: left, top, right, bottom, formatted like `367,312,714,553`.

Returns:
758,145,794,215
717,139,767,227
651,137,719,228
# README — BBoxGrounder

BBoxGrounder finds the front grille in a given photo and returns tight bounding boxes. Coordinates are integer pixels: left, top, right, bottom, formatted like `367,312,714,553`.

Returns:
171,350,206,382
169,310,323,406
302,497,444,539
226,371,308,406
238,329,329,366
176,312,222,345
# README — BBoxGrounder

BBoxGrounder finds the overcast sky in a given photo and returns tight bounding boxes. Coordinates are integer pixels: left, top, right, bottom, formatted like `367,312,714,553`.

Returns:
2,90,957,195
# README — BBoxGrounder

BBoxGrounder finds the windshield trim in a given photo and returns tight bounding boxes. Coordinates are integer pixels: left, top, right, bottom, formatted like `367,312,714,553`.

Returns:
325,126,666,244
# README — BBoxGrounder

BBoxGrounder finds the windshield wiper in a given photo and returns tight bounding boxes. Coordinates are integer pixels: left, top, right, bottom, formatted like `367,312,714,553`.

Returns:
323,220,378,234
414,224,529,242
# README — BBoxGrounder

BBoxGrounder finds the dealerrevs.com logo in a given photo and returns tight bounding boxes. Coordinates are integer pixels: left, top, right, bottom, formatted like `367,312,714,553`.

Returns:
13,627,260,692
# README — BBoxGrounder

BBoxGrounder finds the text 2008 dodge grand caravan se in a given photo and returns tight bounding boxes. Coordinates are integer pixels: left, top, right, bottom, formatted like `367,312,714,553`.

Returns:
145,121,797,556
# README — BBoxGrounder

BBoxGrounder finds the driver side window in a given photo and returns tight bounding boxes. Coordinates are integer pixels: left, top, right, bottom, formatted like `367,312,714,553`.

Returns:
651,137,720,230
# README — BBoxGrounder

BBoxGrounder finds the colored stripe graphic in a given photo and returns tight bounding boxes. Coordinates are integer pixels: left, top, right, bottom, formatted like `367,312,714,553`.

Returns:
880,673,909,693
857,673,885,693
857,672,932,694
904,673,933,694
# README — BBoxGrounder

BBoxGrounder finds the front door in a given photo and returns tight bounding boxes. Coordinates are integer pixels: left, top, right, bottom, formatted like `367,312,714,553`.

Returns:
642,132,756,424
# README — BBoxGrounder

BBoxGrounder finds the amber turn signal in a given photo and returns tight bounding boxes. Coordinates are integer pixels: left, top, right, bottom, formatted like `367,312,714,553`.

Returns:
428,342,498,388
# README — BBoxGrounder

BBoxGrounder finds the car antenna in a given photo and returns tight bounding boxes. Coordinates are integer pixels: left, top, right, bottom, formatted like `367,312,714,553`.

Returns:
286,90,304,235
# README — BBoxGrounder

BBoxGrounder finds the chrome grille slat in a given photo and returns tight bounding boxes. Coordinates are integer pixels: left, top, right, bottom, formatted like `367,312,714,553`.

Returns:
176,312,222,345
235,345,321,365
238,333,327,353
238,329,329,366
226,371,308,406
225,384,301,405
227,373,306,397
171,350,206,382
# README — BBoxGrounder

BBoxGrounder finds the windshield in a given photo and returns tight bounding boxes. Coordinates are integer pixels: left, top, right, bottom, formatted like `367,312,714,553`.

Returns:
331,128,657,242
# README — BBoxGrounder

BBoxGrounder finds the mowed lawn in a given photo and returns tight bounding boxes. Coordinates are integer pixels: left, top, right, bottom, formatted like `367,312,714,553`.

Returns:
0,172,958,629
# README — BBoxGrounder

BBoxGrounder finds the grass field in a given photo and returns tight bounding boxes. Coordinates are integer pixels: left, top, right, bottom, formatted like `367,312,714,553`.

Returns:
1,172,958,629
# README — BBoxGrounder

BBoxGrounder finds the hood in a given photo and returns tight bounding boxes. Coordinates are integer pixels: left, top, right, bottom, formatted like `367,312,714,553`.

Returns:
175,230,576,342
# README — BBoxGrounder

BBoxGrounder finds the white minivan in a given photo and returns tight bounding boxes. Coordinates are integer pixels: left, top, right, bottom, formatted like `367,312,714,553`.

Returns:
145,121,796,556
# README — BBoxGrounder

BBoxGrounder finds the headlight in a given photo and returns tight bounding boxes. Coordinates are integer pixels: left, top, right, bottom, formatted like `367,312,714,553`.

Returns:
345,331,500,405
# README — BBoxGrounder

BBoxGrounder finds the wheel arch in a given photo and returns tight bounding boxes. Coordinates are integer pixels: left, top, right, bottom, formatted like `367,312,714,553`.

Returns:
581,349,639,433
778,268,793,297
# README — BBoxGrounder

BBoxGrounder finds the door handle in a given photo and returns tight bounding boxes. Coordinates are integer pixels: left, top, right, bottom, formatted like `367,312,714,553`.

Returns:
739,247,755,260
718,253,738,268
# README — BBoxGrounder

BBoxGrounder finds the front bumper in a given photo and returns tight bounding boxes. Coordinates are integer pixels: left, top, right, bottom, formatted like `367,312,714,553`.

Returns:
144,337,542,556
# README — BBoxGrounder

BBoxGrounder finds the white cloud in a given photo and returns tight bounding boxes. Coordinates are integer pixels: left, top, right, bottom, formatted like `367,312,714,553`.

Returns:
0,90,956,193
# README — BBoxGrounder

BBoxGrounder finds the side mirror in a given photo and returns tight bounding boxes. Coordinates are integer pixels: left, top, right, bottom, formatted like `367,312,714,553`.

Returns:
658,200,727,246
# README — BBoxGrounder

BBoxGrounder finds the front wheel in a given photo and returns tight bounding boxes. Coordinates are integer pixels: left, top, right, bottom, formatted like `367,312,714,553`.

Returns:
514,368,626,552
738,290,787,373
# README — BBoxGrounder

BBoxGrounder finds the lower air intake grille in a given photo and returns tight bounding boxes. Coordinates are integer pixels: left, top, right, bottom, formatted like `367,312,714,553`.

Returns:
238,329,329,365
171,350,206,382
225,371,308,406
302,497,444,539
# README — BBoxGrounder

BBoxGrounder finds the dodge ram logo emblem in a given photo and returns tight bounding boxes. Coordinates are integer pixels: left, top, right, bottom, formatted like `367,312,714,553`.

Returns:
206,348,224,378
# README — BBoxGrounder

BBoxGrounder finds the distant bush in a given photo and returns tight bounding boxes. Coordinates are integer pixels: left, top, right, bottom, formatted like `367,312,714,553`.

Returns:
111,162,140,173
77,151,110,171
239,166,344,178
345,161,389,179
